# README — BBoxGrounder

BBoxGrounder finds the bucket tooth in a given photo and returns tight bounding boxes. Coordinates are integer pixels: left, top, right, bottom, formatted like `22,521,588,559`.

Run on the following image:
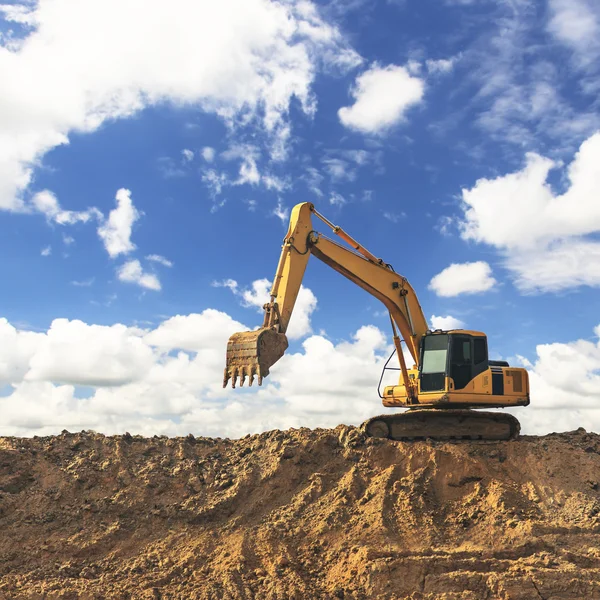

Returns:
224,328,288,389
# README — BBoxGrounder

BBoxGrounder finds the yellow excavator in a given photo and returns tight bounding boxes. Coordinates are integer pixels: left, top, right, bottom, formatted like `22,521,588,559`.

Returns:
223,202,529,441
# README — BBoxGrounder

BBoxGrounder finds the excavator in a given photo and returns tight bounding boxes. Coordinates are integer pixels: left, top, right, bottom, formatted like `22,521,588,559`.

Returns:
223,202,530,441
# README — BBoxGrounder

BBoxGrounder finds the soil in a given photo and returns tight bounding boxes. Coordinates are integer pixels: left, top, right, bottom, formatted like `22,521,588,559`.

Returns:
1,426,599,599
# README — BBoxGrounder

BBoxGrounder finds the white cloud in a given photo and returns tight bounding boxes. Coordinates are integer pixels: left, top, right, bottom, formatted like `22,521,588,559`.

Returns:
25,319,154,386
97,188,140,258
201,169,230,198
321,149,379,183
329,192,346,207
144,310,245,353
238,278,271,309
338,64,424,134
429,261,497,297
222,144,261,186
71,278,94,287
425,58,455,74
2,313,599,437
458,132,600,292
452,1,600,148
430,315,465,330
547,0,599,67
117,259,161,291
212,278,239,293
272,199,289,223
507,240,600,293
201,147,216,163
146,254,173,268
0,318,45,384
509,323,600,434
382,211,405,223
322,158,355,182
263,174,289,193
157,156,186,179
0,0,360,212
32,190,101,225
208,144,288,194
304,167,324,197
238,158,260,186
0,313,391,437
41,245,51,257
181,149,194,162
0,3,38,26
210,198,227,214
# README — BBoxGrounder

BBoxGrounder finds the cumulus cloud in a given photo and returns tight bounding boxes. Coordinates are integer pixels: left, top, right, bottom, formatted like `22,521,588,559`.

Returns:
429,261,497,297
430,315,465,330
97,189,140,258
117,260,161,291
510,323,600,435
0,318,44,384
458,132,600,292
338,64,424,134
144,310,246,353
181,149,194,162
1,313,599,437
0,0,360,212
0,313,395,437
25,319,155,386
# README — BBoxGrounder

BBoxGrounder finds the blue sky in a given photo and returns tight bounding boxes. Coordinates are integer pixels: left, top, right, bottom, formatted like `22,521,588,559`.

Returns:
1,0,599,437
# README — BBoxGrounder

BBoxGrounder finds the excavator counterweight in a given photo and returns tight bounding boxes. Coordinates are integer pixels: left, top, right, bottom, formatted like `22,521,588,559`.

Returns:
223,202,529,442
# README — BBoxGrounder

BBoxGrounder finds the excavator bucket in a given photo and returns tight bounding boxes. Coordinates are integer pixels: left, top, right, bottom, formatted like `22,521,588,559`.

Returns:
223,328,289,388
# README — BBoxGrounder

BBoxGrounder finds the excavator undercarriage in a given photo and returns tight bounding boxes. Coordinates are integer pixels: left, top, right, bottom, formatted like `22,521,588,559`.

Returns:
361,409,521,441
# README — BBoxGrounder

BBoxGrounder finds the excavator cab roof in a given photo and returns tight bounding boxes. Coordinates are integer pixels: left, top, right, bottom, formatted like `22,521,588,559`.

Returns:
426,329,486,337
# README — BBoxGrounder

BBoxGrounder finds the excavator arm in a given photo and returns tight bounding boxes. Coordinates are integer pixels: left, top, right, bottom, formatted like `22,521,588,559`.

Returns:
223,202,429,393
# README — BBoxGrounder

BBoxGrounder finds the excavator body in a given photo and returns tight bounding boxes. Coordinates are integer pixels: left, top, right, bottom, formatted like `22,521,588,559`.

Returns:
382,330,529,409
223,202,530,441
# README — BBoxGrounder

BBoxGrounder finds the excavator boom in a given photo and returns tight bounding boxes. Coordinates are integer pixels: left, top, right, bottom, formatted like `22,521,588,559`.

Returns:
223,202,428,393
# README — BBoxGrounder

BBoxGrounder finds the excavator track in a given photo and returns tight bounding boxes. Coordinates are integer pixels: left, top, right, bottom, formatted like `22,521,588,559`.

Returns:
361,409,520,441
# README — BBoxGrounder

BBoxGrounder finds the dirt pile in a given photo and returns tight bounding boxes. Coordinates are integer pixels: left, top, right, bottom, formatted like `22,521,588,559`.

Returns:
1,426,600,599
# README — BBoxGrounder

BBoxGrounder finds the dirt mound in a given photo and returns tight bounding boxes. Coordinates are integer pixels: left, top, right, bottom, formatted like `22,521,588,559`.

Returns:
0,426,599,599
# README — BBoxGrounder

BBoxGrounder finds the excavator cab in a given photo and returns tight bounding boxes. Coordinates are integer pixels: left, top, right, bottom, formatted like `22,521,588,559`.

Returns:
421,331,489,392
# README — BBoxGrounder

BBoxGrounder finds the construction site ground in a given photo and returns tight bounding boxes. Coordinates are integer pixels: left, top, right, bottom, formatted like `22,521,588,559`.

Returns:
1,425,599,599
